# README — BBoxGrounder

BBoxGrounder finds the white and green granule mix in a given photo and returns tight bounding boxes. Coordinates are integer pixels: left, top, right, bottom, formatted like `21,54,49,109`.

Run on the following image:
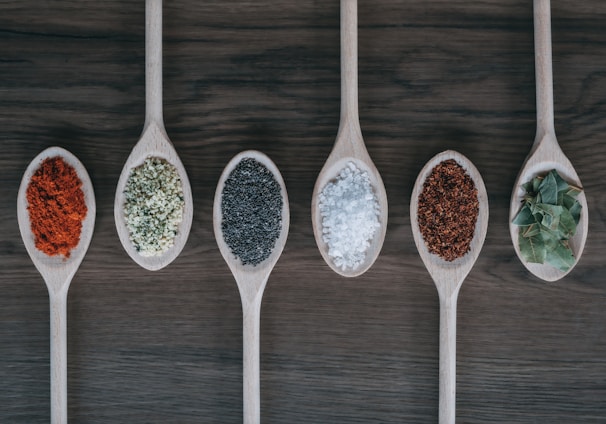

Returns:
123,157,185,256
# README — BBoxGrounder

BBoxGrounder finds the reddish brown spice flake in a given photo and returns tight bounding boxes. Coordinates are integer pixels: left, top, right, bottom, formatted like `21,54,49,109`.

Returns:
26,156,87,258
417,159,479,261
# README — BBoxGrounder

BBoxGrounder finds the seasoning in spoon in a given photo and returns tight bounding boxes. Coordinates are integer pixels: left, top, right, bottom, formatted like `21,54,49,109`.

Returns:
123,157,184,256
221,157,283,266
512,169,582,271
318,162,380,271
26,156,88,258
417,159,479,262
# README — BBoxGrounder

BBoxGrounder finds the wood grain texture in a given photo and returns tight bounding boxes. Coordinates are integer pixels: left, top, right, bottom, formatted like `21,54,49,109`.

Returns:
1,1,605,423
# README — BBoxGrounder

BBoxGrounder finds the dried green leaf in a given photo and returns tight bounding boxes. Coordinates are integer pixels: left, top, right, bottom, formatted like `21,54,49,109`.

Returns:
562,193,576,210
540,226,560,251
558,208,576,239
523,223,541,238
551,169,569,194
569,200,582,226
516,169,583,272
535,204,563,231
518,231,546,264
566,185,582,198
512,205,536,226
538,171,558,205
545,241,575,272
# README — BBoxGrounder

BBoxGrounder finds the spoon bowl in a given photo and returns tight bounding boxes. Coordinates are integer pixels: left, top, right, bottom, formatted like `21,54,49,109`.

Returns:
17,146,96,424
509,0,588,282
410,150,488,424
213,150,289,424
114,0,193,271
311,0,388,277
114,123,193,271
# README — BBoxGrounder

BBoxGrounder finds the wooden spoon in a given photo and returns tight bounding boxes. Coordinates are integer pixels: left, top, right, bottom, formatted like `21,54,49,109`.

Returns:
509,0,588,281
410,150,489,424
114,0,193,271
311,0,388,277
213,150,290,424
17,146,96,424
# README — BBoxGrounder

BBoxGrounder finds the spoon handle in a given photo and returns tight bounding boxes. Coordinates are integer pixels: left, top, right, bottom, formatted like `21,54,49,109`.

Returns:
438,294,458,424
242,300,262,424
49,291,68,424
340,0,360,127
145,0,164,129
534,0,556,141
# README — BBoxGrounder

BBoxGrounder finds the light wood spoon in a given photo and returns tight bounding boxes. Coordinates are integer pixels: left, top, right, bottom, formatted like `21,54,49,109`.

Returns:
311,0,388,277
509,0,588,281
213,150,290,424
114,0,193,271
17,146,96,424
410,150,489,424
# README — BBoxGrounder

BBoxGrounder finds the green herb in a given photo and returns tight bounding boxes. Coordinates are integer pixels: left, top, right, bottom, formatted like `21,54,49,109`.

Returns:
124,157,184,257
513,169,582,272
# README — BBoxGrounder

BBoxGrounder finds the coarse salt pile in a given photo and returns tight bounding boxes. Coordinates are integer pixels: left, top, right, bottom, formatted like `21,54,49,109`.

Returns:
319,162,381,271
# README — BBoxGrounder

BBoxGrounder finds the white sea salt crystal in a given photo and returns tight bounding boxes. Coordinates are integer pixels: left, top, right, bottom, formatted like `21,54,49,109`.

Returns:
319,161,381,271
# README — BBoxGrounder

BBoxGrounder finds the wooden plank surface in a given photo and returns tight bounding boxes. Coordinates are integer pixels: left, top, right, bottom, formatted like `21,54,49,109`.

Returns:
1,1,605,422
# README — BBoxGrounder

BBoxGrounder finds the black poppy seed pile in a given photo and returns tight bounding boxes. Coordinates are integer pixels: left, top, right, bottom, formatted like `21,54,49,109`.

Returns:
221,157,283,266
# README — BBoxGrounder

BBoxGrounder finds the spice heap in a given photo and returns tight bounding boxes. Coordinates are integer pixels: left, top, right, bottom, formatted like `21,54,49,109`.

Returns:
123,157,184,257
221,157,283,266
417,159,479,262
26,156,87,258
512,169,582,271
318,162,380,271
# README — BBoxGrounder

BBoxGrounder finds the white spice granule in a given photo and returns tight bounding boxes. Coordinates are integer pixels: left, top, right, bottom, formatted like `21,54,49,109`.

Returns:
124,157,184,257
319,162,381,271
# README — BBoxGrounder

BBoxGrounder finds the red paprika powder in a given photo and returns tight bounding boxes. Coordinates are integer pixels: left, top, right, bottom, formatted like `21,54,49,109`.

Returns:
26,156,87,257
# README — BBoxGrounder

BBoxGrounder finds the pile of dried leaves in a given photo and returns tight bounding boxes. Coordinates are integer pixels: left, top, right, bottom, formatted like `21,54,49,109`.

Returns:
512,169,582,271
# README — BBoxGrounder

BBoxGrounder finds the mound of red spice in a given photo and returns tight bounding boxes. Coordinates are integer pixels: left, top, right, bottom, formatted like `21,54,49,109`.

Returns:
417,159,479,262
26,156,87,258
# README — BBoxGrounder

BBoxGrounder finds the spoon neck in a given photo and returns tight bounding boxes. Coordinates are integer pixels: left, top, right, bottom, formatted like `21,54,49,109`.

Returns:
437,285,460,307
534,0,556,139
340,0,360,127
145,0,165,130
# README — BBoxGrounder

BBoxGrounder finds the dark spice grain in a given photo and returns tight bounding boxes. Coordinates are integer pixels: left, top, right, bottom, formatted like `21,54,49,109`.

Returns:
221,157,283,266
417,159,479,261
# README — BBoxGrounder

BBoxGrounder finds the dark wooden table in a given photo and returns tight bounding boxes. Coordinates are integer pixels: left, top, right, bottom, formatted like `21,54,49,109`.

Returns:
1,1,605,422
